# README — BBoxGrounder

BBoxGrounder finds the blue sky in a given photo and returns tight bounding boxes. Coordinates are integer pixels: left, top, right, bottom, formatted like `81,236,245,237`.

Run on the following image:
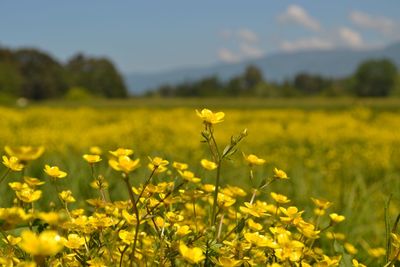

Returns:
1,1,399,73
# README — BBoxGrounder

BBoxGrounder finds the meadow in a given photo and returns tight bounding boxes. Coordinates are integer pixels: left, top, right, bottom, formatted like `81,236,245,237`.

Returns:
1,98,400,266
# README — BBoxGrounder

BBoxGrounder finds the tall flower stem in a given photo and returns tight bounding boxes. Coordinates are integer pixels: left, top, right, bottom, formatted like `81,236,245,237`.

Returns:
0,169,10,184
208,125,222,227
211,161,221,226
123,175,140,267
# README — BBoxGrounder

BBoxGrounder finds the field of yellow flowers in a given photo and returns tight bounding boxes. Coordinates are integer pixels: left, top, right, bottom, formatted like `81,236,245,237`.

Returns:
0,100,400,266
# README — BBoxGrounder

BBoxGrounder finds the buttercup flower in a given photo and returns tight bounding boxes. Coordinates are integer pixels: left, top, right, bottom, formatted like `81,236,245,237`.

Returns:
109,148,134,157
329,213,346,223
179,242,205,264
18,230,63,256
196,109,225,125
83,154,102,164
4,146,44,162
44,165,67,179
63,234,85,249
200,159,217,170
2,155,24,171
109,156,140,174
273,167,289,179
244,153,266,166
172,161,188,171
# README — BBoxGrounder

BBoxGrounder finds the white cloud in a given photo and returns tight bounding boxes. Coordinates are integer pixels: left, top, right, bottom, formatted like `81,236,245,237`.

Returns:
240,43,264,58
237,28,259,43
350,11,396,36
218,28,263,62
279,4,321,32
218,48,240,63
280,37,333,52
338,27,364,48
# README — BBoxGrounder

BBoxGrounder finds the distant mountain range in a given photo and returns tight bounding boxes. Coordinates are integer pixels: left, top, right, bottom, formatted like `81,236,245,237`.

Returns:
124,43,400,94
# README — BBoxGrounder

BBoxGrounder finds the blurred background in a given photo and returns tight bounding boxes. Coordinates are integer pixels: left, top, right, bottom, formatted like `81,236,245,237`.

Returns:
1,2,400,260
0,0,400,101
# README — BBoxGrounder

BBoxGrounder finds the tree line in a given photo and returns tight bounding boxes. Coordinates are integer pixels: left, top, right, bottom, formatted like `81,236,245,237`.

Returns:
146,59,400,98
0,47,128,101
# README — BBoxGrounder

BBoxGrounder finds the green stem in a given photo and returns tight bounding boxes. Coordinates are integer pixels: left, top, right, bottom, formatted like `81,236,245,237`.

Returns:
217,213,225,241
136,167,157,205
0,168,10,184
211,161,221,226
142,182,185,220
123,175,140,267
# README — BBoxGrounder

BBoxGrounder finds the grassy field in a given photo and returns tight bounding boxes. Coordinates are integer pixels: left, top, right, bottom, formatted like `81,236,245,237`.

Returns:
1,97,400,265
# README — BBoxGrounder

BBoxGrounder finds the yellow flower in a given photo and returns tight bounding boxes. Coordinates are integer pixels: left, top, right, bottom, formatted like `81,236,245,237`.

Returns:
196,108,225,125
4,146,44,162
215,193,236,208
3,235,21,245
44,165,67,179
37,212,62,225
391,233,400,248
318,255,342,266
15,187,42,203
0,207,31,227
148,156,169,173
311,197,332,210
326,231,346,240
367,247,386,258
279,206,304,224
274,238,304,262
154,216,170,228
224,185,247,197
108,156,140,174
329,213,345,223
18,230,63,256
247,218,263,231
240,202,268,217
215,256,243,267
203,184,215,192
148,156,169,167
270,192,290,204
297,221,320,239
122,209,138,225
344,242,358,254
59,190,76,203
63,234,85,249
8,182,25,191
244,153,266,166
175,225,192,236
2,155,24,171
200,159,217,170
87,258,107,267
166,211,184,223
352,259,367,267
178,170,201,183
109,148,133,157
24,176,45,187
118,230,134,245
273,168,288,179
83,154,102,164
89,146,102,155
179,242,205,264
172,161,188,171
244,232,278,248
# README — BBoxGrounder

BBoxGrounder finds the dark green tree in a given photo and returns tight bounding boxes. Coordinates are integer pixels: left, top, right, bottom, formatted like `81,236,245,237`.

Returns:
242,65,264,94
14,49,67,100
293,73,331,95
66,54,127,98
353,59,397,97
0,62,23,97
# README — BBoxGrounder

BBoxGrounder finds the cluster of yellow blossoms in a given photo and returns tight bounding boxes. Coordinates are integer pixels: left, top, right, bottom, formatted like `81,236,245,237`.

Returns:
0,109,395,266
